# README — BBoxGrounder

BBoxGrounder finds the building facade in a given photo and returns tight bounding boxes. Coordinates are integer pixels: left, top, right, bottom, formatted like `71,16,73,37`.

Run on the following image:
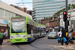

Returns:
33,0,65,20
60,9,75,28
11,4,33,17
10,4,27,13
41,15,59,28
27,10,33,16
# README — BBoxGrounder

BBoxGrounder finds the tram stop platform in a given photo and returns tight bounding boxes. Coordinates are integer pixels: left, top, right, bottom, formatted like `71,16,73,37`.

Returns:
3,39,10,45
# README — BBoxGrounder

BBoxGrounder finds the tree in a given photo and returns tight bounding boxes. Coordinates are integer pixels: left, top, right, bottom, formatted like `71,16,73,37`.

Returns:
54,4,75,15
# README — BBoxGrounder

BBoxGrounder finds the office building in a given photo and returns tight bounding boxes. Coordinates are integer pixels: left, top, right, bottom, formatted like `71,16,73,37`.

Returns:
33,0,65,20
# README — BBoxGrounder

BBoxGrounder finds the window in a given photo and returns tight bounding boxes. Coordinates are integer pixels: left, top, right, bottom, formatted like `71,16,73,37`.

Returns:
11,18,25,33
0,8,4,17
5,10,15,19
27,24,31,34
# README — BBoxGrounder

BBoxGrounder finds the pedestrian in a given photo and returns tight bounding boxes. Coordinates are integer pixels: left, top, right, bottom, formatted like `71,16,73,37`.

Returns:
71,29,75,43
57,29,62,44
62,28,68,45
0,31,4,45
71,29,75,40
4,31,7,39
46,29,48,34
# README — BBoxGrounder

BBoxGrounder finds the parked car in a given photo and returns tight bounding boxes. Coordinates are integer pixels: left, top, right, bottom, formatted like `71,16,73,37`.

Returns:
48,29,58,39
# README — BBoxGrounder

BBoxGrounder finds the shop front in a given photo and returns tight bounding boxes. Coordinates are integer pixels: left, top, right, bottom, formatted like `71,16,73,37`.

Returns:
0,19,10,39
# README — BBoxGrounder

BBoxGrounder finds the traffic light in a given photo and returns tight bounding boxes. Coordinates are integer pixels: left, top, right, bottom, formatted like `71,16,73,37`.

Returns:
63,11,67,21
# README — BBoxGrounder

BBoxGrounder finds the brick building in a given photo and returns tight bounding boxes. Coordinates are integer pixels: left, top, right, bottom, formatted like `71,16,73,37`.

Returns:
10,4,28,13
27,10,33,16
41,17,51,25
10,4,33,16
10,4,24,12
49,17,59,27
41,15,60,27
24,8,27,13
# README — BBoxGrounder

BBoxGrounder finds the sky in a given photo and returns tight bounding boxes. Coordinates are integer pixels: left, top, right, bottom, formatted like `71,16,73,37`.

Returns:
1,0,33,10
0,0,75,10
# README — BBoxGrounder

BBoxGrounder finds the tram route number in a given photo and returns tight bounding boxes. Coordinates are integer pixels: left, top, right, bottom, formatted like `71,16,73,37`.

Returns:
17,35,20,37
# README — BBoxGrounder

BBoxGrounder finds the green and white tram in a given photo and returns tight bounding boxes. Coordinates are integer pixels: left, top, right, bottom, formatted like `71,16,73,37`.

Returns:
10,16,46,43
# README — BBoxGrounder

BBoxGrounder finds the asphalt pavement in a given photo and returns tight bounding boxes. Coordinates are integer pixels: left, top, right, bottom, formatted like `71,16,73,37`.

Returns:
0,36,63,50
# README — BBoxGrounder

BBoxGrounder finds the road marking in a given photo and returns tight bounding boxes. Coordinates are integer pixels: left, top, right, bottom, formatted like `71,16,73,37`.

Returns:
54,45,64,50
0,41,11,47
0,45,7,47
48,45,64,50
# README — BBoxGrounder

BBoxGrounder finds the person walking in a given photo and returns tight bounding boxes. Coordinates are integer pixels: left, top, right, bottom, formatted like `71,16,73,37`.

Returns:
4,31,7,39
0,31,4,45
46,29,48,35
57,29,62,44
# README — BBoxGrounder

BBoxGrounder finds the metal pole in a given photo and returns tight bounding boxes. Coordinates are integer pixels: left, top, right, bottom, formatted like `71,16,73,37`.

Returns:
66,0,68,15
65,0,68,32
65,0,69,45
48,18,49,25
58,15,59,27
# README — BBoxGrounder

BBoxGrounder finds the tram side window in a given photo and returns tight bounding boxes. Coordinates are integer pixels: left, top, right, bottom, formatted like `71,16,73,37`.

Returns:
33,27,37,33
38,28,40,33
43,28,46,32
27,24,31,34
37,28,39,33
41,28,43,33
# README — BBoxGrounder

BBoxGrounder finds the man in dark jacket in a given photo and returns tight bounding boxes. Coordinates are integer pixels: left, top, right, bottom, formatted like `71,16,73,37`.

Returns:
0,31,4,45
62,28,68,45
62,28,66,37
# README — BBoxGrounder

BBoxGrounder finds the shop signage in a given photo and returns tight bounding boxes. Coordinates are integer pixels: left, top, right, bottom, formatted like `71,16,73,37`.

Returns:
0,19,10,24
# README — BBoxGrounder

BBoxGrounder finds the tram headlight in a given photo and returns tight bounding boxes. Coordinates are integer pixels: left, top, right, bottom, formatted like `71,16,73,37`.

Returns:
23,35,26,38
11,36,14,39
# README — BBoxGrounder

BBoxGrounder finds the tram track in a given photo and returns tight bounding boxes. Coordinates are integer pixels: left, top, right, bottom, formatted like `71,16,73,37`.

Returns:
0,37,59,50
15,43,42,50
1,40,41,50
3,41,10,45
16,45,25,50
29,44,42,50
0,41,10,47
12,42,42,50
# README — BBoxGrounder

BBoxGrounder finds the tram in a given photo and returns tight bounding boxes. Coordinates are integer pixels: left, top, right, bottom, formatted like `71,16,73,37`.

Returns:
10,16,46,43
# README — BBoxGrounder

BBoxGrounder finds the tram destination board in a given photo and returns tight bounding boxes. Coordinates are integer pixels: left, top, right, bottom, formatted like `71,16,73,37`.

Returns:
11,17,25,21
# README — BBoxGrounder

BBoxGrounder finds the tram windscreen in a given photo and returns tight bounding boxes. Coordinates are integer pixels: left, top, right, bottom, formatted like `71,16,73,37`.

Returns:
11,18,25,33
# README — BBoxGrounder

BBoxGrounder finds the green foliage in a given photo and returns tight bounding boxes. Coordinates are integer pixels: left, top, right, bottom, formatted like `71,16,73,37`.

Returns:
72,4,75,8
54,4,75,15
55,8,65,15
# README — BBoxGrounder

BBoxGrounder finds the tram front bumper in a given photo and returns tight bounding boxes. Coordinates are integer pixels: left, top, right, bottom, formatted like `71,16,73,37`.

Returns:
10,38,27,43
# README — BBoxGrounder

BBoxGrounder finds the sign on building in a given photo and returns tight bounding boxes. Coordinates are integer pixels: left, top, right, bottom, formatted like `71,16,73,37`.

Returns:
0,19,9,24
